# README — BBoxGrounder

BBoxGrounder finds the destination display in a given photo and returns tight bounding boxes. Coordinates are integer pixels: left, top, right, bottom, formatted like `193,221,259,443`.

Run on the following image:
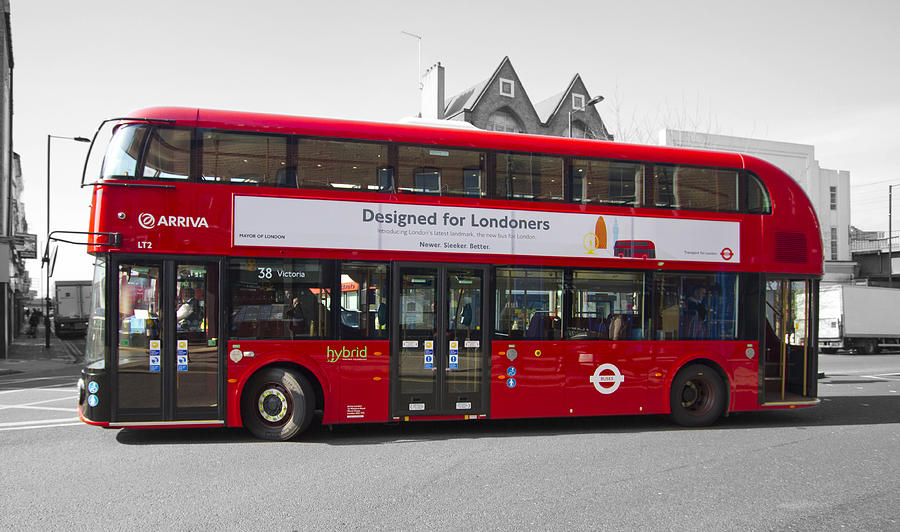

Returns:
233,196,740,263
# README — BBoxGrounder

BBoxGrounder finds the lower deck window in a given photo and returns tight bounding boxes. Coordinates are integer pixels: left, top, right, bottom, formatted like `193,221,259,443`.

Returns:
567,271,646,340
653,273,737,340
229,258,332,339
495,267,563,340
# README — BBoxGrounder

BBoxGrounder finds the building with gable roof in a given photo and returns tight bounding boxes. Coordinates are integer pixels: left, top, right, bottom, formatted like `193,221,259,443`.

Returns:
421,57,612,140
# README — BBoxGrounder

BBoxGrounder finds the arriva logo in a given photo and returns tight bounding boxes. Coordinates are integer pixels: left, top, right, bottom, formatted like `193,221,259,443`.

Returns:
138,212,209,230
326,346,368,363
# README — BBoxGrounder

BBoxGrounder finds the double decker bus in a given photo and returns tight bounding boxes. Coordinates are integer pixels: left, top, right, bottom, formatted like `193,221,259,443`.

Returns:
77,107,821,440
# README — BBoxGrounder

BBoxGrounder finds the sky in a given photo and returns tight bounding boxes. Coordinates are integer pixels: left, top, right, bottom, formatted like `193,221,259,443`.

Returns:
10,0,900,292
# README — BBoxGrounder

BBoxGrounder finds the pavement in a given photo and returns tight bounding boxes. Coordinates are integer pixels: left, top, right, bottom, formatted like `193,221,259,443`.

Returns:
0,323,84,378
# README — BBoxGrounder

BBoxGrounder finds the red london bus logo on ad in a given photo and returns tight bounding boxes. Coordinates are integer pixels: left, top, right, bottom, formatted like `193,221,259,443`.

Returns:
138,212,209,230
721,247,734,261
614,240,656,259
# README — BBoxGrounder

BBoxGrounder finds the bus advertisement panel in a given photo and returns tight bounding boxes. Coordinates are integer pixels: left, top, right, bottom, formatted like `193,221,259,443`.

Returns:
233,196,741,264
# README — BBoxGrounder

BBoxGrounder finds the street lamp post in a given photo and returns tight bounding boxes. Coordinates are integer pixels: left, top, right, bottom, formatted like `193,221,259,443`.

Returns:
891,185,895,289
44,134,91,348
568,95,605,138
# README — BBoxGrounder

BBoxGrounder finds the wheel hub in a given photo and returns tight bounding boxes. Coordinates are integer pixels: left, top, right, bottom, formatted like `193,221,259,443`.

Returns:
681,381,699,406
681,378,713,414
258,388,289,423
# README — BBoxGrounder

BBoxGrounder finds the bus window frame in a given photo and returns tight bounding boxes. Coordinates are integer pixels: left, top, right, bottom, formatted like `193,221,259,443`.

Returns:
117,124,774,215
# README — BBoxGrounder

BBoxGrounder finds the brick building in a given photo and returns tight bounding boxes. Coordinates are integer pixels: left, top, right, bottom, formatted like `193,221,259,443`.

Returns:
421,57,612,141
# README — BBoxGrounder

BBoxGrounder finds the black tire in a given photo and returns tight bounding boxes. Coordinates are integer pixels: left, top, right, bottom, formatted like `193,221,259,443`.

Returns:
241,367,314,441
858,339,876,356
669,363,726,427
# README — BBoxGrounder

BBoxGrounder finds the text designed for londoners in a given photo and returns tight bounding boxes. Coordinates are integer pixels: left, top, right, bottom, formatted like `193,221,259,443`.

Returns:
232,196,741,263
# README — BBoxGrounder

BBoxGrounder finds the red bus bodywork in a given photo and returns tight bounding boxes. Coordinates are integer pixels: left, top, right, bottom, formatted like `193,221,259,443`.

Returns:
79,107,823,435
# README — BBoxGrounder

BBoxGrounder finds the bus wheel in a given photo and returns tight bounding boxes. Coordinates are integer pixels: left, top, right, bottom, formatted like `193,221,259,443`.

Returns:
669,364,726,427
241,367,313,441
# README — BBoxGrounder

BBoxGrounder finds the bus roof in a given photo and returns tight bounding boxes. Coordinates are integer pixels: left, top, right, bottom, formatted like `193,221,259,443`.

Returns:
126,106,748,170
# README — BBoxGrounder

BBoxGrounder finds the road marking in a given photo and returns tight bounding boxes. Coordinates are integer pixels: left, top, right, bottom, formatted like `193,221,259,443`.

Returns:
0,376,79,386
1,405,74,412
0,387,77,395
0,417,79,428
0,395,78,410
0,422,82,432
858,374,900,381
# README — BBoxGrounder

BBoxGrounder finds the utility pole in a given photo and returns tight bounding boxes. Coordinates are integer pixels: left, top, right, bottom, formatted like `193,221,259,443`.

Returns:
401,30,423,116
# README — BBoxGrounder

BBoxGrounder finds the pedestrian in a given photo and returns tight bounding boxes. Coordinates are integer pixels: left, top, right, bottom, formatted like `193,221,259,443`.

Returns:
28,308,41,337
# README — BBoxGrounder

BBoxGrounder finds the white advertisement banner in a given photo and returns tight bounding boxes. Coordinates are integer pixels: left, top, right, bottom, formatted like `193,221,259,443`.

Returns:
233,196,740,263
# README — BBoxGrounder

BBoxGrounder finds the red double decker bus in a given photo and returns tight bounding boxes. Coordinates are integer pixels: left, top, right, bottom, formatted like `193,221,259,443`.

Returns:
77,107,821,440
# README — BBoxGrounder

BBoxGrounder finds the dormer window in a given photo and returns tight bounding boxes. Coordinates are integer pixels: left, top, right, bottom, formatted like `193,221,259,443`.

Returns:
572,93,585,110
499,78,515,97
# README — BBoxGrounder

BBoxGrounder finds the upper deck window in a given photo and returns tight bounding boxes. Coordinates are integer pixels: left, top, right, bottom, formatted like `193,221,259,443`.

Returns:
496,152,564,202
745,172,772,214
397,146,486,197
107,125,773,215
201,131,289,186
298,139,391,192
101,124,147,179
571,159,642,206
142,128,191,180
651,165,739,212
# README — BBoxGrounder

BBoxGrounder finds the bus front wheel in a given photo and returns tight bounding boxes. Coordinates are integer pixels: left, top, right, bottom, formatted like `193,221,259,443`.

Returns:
241,367,314,441
669,364,726,427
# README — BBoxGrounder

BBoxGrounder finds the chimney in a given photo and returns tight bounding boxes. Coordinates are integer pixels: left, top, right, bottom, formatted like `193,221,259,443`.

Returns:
421,62,445,119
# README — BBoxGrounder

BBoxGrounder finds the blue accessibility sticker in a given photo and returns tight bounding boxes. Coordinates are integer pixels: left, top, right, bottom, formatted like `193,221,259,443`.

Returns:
88,381,99,394
88,394,99,407
506,367,517,377
506,378,517,388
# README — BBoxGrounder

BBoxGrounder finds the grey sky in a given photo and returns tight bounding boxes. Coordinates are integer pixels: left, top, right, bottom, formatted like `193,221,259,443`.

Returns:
11,0,900,286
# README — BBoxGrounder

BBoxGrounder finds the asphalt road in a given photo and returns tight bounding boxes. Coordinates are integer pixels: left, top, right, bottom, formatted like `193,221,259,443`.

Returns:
1,353,897,530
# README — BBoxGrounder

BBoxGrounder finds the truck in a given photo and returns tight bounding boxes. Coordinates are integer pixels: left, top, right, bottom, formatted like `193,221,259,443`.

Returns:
54,281,92,339
818,284,900,354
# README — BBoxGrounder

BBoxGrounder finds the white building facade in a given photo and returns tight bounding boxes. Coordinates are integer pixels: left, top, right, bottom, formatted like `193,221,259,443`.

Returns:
660,130,853,282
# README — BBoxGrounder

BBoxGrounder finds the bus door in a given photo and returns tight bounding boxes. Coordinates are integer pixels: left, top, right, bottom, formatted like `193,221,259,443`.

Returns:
762,278,818,403
392,264,489,417
112,258,222,424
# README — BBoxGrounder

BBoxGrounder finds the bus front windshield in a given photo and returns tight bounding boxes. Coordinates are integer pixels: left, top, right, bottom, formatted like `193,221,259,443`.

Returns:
84,257,106,368
100,124,147,179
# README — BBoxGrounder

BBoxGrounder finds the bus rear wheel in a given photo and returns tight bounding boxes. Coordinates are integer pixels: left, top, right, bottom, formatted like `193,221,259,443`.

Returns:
669,364,726,427
241,367,313,441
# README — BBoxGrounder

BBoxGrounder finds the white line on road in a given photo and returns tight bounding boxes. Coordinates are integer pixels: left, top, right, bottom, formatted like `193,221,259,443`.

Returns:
0,417,79,428
0,395,78,410
0,422,82,432
0,376,79,386
0,405,75,412
0,386,77,395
